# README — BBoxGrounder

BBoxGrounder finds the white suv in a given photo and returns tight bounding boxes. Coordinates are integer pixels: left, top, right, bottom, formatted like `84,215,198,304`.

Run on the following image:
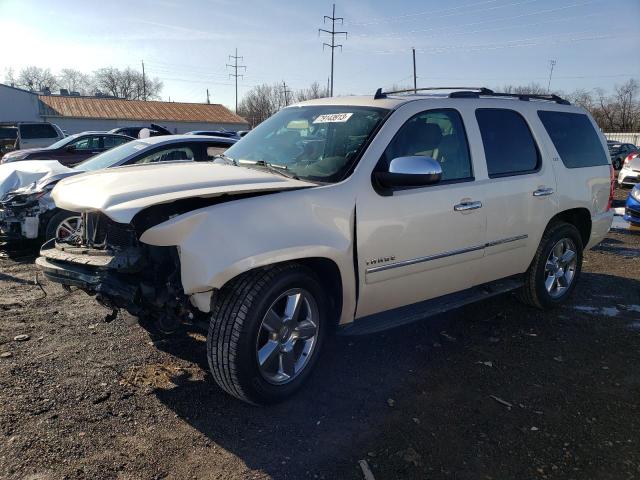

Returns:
37,88,614,404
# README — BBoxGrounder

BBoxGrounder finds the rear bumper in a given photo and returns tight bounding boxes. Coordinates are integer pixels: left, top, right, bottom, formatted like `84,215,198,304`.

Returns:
586,210,614,250
618,168,640,186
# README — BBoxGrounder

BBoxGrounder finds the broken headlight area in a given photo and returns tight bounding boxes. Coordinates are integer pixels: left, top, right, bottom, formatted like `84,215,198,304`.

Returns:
0,202,43,240
38,210,198,332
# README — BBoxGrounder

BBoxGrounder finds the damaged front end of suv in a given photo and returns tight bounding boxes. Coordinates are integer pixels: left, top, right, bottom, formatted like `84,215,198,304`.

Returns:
37,205,211,332
35,162,319,333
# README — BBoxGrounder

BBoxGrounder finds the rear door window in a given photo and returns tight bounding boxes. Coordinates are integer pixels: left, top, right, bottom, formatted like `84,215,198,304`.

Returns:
19,123,59,139
133,145,195,164
537,111,608,168
475,109,540,177
103,136,131,149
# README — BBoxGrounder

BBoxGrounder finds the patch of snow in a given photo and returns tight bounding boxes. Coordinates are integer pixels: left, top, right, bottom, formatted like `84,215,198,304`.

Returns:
613,207,625,216
573,305,620,317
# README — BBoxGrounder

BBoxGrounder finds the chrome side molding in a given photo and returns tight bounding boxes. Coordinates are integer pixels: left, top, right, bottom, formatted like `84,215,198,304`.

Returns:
366,234,528,274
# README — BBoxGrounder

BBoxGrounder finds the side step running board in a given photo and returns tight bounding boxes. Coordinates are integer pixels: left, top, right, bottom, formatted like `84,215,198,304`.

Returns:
338,277,523,336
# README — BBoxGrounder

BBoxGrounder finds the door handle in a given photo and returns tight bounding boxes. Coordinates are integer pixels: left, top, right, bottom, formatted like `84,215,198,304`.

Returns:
533,187,554,197
454,200,483,212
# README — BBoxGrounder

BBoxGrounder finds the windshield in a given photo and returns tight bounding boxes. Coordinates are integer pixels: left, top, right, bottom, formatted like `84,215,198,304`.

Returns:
73,139,150,171
46,135,80,149
224,105,388,182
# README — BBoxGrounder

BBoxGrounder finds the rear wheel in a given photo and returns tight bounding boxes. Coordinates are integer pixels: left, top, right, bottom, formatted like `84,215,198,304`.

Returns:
207,263,327,404
44,210,82,242
518,222,583,309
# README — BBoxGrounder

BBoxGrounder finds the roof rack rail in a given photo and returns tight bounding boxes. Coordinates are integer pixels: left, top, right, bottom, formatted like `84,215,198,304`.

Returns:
373,86,570,105
374,87,492,99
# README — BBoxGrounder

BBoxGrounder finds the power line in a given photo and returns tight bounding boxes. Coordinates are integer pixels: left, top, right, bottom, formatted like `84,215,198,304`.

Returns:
319,3,348,97
226,48,246,113
141,59,146,101
281,81,292,106
547,59,557,93
412,48,417,93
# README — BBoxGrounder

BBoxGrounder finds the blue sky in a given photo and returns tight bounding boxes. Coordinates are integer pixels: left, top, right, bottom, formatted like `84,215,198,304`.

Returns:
1,0,639,109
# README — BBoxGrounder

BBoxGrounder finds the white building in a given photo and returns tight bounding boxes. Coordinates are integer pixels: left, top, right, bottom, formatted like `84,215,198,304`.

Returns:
0,83,248,134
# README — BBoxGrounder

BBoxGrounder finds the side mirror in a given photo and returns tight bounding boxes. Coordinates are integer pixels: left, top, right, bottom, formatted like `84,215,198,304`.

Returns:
375,156,442,188
66,144,76,152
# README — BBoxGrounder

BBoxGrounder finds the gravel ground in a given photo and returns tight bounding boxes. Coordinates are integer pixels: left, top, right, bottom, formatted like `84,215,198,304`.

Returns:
0,191,638,480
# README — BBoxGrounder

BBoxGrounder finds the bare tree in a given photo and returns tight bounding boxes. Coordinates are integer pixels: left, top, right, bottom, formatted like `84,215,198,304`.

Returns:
57,68,92,94
614,79,639,132
500,82,548,95
295,82,329,102
14,66,58,92
92,67,162,100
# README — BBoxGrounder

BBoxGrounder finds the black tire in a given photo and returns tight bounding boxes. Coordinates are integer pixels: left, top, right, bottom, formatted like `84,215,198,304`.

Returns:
207,263,328,405
517,222,583,309
44,210,81,242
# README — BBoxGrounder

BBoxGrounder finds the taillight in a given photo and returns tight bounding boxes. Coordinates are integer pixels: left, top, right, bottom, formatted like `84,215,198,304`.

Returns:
607,164,615,211
623,152,638,167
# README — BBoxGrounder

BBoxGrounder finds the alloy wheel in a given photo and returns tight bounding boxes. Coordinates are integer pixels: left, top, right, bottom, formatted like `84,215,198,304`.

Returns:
256,288,319,385
544,238,578,298
55,216,82,241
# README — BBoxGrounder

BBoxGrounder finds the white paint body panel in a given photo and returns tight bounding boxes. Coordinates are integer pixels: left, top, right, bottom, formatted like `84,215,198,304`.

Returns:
0,160,74,198
51,162,315,223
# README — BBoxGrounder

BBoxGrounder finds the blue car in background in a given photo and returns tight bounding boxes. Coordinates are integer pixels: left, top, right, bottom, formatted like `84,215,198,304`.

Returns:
624,184,640,226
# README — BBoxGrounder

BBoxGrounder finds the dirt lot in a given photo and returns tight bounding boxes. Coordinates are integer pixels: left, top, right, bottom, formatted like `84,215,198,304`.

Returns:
1,193,639,480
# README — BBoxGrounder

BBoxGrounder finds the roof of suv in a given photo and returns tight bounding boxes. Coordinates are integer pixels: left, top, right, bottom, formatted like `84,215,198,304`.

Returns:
294,88,577,111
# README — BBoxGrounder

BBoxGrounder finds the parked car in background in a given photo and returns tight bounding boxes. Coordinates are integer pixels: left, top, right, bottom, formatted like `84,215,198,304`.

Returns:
185,130,240,139
624,184,640,226
1,132,134,166
0,135,237,243
0,126,18,155
6,122,66,150
108,124,172,138
617,151,640,186
608,141,638,170
37,89,613,405
237,130,250,137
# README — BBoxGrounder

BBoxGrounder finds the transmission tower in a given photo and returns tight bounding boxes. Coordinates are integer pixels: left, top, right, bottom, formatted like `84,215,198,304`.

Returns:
227,48,246,113
547,59,557,93
319,4,347,97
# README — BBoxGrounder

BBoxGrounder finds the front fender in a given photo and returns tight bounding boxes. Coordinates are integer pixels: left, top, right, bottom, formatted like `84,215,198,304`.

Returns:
140,186,357,323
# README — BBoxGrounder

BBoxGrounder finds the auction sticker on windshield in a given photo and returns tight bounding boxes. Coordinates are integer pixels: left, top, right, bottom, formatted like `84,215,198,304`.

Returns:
313,113,353,123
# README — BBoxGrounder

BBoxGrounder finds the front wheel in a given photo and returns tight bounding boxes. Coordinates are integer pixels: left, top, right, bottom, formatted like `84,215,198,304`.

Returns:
44,210,82,242
518,222,583,309
207,263,327,405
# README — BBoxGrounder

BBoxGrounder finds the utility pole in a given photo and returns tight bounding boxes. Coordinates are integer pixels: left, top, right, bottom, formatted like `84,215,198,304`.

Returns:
412,48,417,93
281,81,292,106
141,60,146,101
227,48,246,113
547,59,556,94
206,88,210,104
319,4,348,97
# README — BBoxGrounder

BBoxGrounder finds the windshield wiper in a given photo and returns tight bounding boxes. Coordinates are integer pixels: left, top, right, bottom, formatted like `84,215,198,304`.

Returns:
213,153,238,166
238,159,299,180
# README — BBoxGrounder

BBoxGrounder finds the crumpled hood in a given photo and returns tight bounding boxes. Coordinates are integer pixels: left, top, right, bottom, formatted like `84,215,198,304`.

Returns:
52,162,316,223
0,160,75,199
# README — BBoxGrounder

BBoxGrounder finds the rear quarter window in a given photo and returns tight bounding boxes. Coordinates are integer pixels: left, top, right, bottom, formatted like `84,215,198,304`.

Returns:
537,111,608,168
20,123,59,139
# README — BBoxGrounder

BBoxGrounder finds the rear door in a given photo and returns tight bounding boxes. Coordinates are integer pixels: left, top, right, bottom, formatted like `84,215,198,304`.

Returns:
473,108,558,284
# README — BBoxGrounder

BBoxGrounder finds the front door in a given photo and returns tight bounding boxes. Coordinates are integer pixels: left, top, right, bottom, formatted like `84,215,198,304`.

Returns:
355,108,487,319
